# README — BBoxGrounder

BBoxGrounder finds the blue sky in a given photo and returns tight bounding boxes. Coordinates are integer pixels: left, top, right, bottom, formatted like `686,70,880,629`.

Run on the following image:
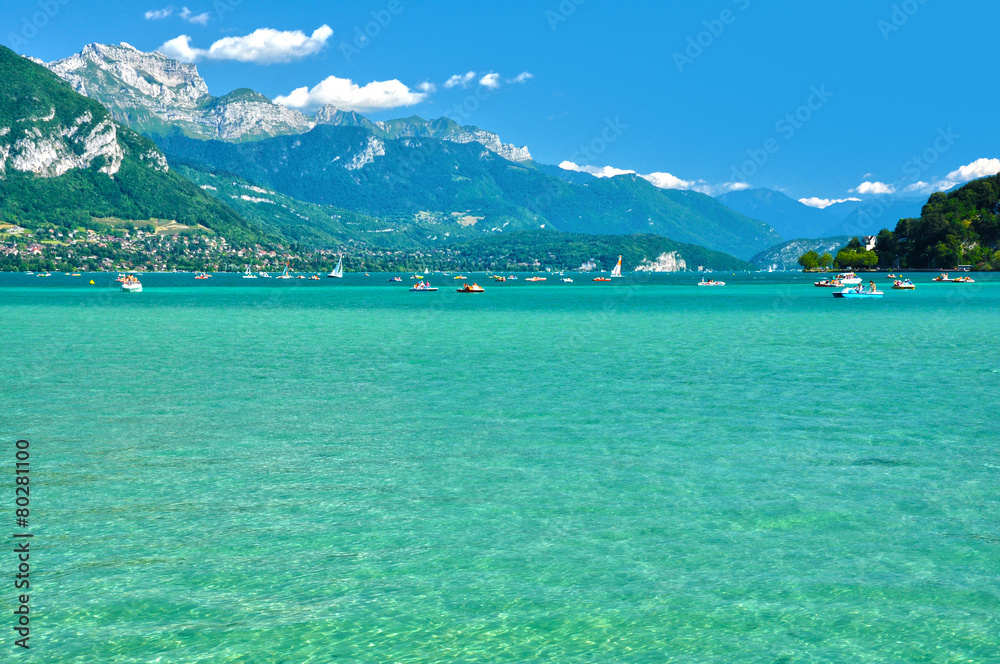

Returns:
3,0,999,205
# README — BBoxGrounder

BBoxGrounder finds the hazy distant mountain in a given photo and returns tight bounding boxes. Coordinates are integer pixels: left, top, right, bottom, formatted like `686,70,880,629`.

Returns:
716,188,842,239
749,236,851,271
821,198,926,237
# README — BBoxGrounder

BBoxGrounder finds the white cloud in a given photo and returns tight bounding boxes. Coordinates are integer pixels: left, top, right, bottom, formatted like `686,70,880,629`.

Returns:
146,6,210,24
850,181,896,195
508,72,534,84
903,181,936,195
799,196,862,209
179,6,210,25
275,75,427,113
937,157,1000,189
479,72,501,90
901,158,1000,196
560,162,746,195
559,161,635,178
145,7,173,20
416,81,436,94
643,171,698,191
158,25,333,63
444,71,477,89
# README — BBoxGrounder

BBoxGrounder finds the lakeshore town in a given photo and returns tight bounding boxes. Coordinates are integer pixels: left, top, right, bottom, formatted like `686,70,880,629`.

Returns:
0,223,461,273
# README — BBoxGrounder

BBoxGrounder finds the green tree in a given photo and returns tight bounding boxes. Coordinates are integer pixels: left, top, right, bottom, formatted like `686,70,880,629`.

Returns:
818,252,833,269
798,250,820,270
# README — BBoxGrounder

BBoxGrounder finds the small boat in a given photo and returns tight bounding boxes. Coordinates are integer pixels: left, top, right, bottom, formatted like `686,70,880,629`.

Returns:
697,276,726,286
491,275,506,282
610,255,623,278
276,263,293,279
195,272,211,280
953,276,975,283
37,272,52,277
120,274,142,292
507,275,517,281
296,275,306,279
411,274,425,279
593,277,611,282
243,265,258,279
259,272,271,278
892,279,915,290
833,286,882,298
388,276,403,282
327,256,344,278
835,272,862,286
410,281,438,292
309,274,320,281
814,279,844,288
561,278,574,283
525,276,546,282
457,283,484,293
70,272,82,277
886,273,898,279
932,273,952,282
454,275,468,280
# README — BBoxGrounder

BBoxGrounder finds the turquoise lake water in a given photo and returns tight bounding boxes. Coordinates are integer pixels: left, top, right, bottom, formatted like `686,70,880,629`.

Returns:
2,272,998,663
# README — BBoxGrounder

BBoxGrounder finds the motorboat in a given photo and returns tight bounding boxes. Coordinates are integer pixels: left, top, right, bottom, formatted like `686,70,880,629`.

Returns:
120,274,142,292
814,279,844,288
410,281,438,292
697,276,726,286
561,278,573,283
835,272,862,285
892,279,915,290
457,283,485,293
593,277,611,282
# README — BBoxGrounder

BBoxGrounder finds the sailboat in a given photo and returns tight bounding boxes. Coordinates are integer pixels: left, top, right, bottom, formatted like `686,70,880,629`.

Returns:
276,262,293,279
610,255,623,278
243,265,258,279
327,256,344,278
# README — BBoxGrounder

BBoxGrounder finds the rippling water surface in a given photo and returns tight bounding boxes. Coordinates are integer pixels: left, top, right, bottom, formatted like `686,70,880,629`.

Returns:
3,272,998,663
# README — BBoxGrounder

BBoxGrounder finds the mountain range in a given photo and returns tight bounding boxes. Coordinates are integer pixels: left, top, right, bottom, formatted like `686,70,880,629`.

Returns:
3,41,939,270
718,188,925,241
0,45,267,245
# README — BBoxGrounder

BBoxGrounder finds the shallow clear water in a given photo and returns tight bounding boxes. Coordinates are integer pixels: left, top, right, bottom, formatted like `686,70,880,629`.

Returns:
2,272,998,663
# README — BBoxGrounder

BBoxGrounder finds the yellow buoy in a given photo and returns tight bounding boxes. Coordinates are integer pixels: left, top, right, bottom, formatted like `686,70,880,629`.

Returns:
90,280,95,284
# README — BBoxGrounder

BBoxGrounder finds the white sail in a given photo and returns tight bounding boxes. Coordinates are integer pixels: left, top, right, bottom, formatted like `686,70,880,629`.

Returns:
611,255,623,277
328,256,344,278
